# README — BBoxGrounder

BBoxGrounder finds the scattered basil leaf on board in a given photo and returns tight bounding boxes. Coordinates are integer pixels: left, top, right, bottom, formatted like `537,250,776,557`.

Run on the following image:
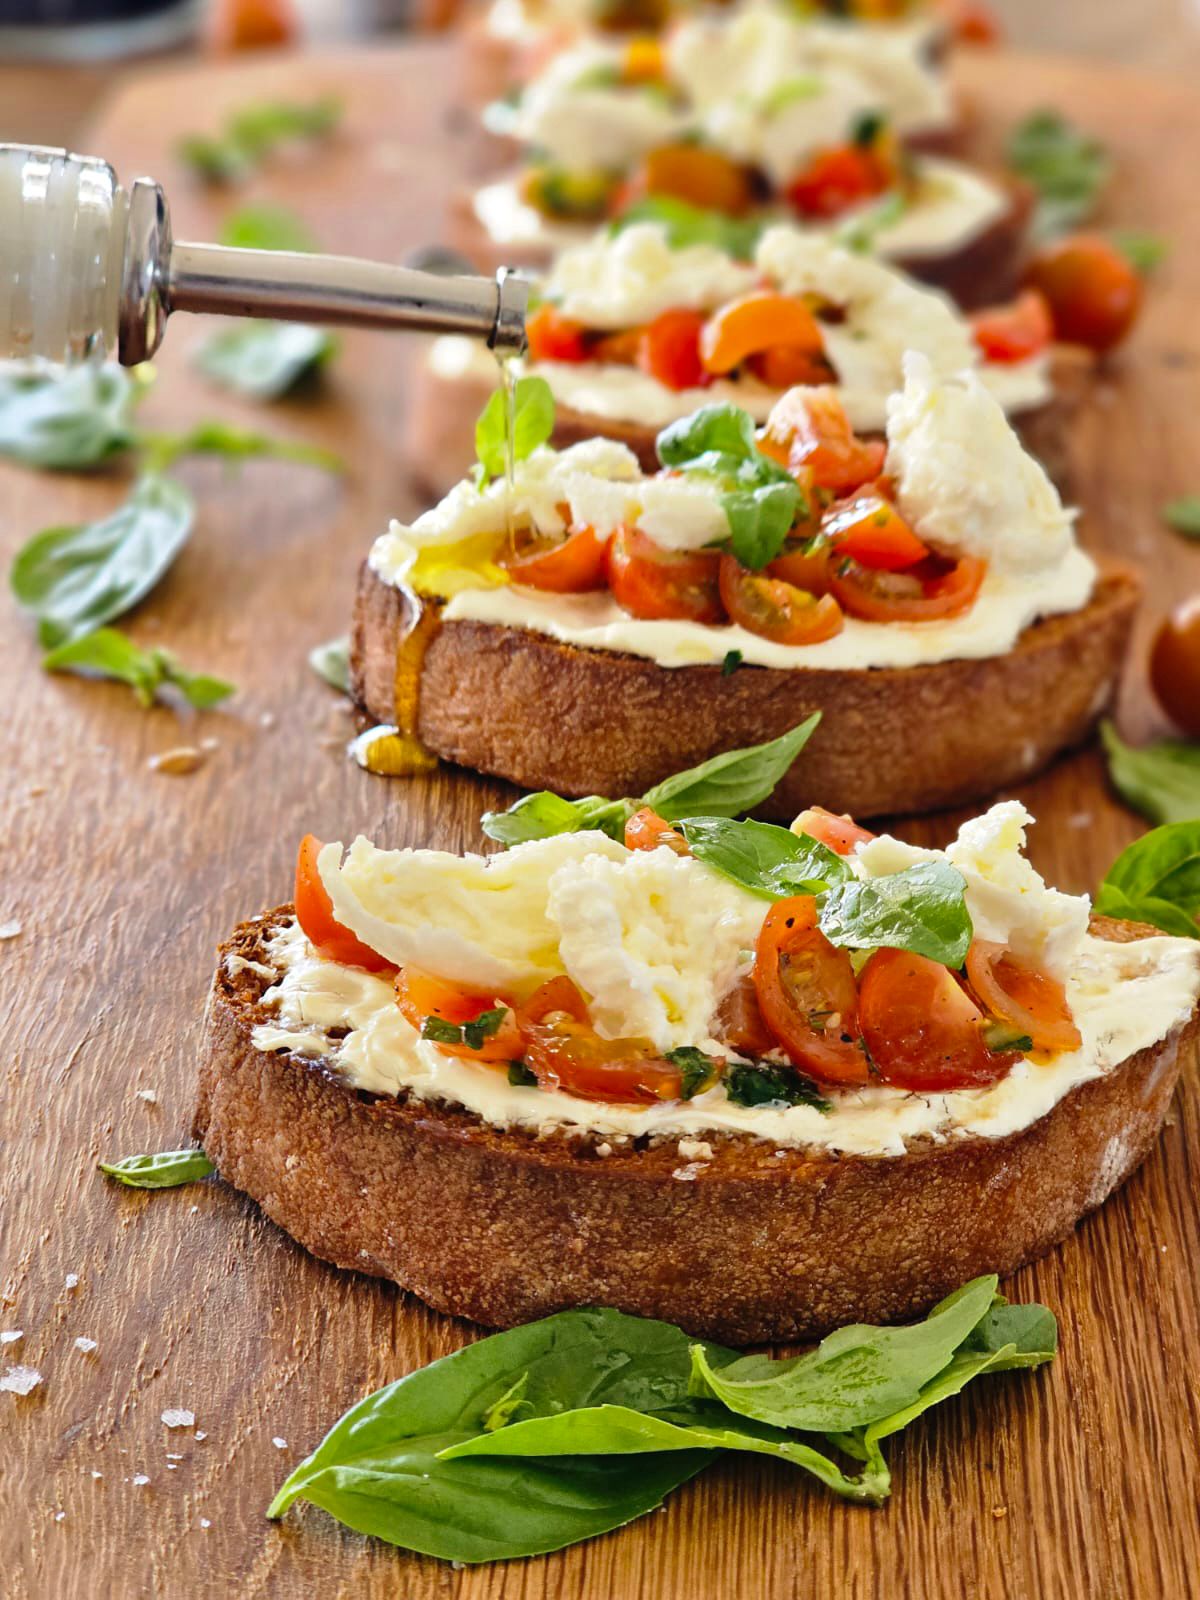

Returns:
1162,495,1200,541
98,1149,215,1188
1100,722,1200,825
677,816,850,900
1112,229,1168,274
480,791,633,846
218,204,318,254
0,363,139,470
178,95,341,184
139,420,344,476
309,635,352,695
1006,110,1110,239
43,627,234,709
474,376,555,488
609,196,762,261
723,1061,831,1112
10,474,195,648
818,860,973,967
1095,822,1200,938
195,322,335,400
642,716,820,822
267,1308,726,1563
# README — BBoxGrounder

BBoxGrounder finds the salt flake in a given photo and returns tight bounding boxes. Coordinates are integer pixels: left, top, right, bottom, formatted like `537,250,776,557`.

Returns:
0,920,21,940
74,1337,98,1354
64,1274,79,1291
272,1436,287,1449
132,1474,150,1486
2,1365,43,1395
0,1331,23,1345
162,1408,195,1429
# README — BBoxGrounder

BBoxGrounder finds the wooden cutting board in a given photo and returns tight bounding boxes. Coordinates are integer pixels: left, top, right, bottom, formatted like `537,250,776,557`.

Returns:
2,39,1199,1600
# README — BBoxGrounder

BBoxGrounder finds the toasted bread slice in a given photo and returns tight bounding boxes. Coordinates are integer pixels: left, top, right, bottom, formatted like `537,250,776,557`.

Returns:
196,909,1198,1345
349,562,1140,820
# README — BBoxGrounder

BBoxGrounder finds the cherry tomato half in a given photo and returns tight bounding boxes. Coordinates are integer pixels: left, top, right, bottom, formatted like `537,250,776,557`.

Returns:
1149,596,1200,737
970,289,1054,365
294,835,393,972
637,308,710,390
964,941,1082,1054
636,143,755,216
785,144,890,221
714,972,779,1059
792,807,876,856
502,523,611,592
395,969,523,1062
624,807,690,855
699,292,825,377
829,554,985,622
858,948,1019,1091
1024,234,1142,354
719,556,844,646
760,388,887,495
607,526,725,622
822,493,930,571
525,304,591,364
516,976,696,1103
752,897,870,1085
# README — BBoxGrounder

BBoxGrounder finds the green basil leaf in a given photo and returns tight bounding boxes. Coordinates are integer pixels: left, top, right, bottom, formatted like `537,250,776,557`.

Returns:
462,1007,509,1051
0,363,139,470
308,635,352,695
656,404,758,469
609,197,763,261
98,1149,214,1189
10,474,195,648
1095,822,1200,939
475,375,555,487
506,1061,538,1087
688,1276,1000,1433
480,791,632,846
818,859,972,966
42,626,234,710
139,420,343,476
1007,109,1110,240
834,190,908,254
267,1307,727,1562
721,649,743,675
721,480,801,569
439,1400,888,1504
642,717,820,821
723,1061,831,1112
676,816,850,900
421,1016,464,1045
1113,229,1168,274
218,204,318,254
663,1046,721,1099
1100,721,1200,825
178,96,341,184
195,321,335,400
1162,495,1200,541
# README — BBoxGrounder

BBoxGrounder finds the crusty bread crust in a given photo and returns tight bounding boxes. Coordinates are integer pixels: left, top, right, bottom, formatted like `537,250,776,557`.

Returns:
195,909,1197,1344
349,563,1140,819
447,174,1031,308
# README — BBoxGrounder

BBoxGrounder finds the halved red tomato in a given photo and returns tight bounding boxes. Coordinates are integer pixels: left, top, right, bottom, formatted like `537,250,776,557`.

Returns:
965,941,1082,1053
501,523,611,592
699,292,825,377
516,975,698,1103
590,326,643,366
525,304,590,363
294,834,393,972
792,807,875,856
1024,233,1142,354
624,806,689,855
635,143,755,216
719,556,844,645
760,388,887,494
637,308,710,390
752,897,870,1085
829,554,986,622
714,971,779,1059
970,289,1054,364
785,144,891,220
822,493,930,571
748,344,836,390
607,526,725,622
395,969,523,1062
767,539,832,595
859,947,1020,1090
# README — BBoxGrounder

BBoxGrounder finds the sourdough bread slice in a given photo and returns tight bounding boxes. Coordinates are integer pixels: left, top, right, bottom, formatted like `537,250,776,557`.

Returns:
195,909,1197,1345
349,563,1140,820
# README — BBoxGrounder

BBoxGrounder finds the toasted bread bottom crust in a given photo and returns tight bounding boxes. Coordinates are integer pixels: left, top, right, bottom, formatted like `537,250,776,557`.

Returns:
349,564,1139,819
195,911,1196,1344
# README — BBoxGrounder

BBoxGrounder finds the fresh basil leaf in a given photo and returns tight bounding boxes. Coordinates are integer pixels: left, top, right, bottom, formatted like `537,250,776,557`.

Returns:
480,791,632,846
1113,229,1168,274
218,205,318,254
656,404,758,469
963,1301,1059,1361
723,1061,831,1112
761,74,823,117
1007,109,1110,239
139,420,343,476
688,1276,1000,1433
664,1047,720,1099
834,190,907,254
1162,495,1200,541
309,635,352,695
721,649,743,675
267,1307,727,1562
10,474,195,648
507,1061,538,1087
1095,822,1200,939
1100,721,1200,826
42,626,234,709
463,1007,509,1051
676,816,850,900
439,1400,888,1504
421,1016,465,1045
195,321,335,400
642,717,821,822
610,197,763,261
721,480,801,569
818,859,972,967
0,362,139,470
99,1149,214,1189
179,98,341,184
482,1374,529,1432
475,375,555,487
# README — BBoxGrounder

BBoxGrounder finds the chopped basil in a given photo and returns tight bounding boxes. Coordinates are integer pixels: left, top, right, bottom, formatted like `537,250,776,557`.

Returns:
421,1016,463,1045
481,791,634,847
664,1046,720,1099
0,362,140,470
981,1022,1034,1054
507,1061,538,1087
724,1061,831,1112
721,650,743,675
218,204,317,254
421,1008,509,1050
1113,230,1168,274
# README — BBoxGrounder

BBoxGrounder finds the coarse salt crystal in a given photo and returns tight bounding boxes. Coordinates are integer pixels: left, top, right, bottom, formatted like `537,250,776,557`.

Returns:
74,1337,98,1354
64,1274,79,1291
272,1437,287,1449
0,920,21,940
0,1331,23,1345
194,1431,207,1441
1,1365,42,1395
132,1474,150,1486
200,1518,211,1529
162,1409,195,1429
55,1511,65,1522
136,1089,158,1104
91,1470,103,1480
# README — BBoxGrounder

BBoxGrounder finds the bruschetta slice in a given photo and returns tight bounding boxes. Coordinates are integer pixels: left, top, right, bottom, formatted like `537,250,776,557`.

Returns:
196,802,1200,1344
358,354,1137,818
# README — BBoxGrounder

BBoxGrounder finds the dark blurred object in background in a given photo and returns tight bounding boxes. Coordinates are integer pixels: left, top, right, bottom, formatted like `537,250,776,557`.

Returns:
0,0,200,59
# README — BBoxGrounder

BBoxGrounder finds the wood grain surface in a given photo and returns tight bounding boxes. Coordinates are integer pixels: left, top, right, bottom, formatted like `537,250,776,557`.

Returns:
2,39,1199,1600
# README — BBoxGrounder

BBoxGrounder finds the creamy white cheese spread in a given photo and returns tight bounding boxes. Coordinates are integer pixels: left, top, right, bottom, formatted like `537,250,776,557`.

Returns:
371,355,1091,673
250,806,1200,1159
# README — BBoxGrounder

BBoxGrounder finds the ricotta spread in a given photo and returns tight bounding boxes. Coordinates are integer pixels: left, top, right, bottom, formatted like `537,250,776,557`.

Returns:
251,807,1200,1159
371,357,1092,673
